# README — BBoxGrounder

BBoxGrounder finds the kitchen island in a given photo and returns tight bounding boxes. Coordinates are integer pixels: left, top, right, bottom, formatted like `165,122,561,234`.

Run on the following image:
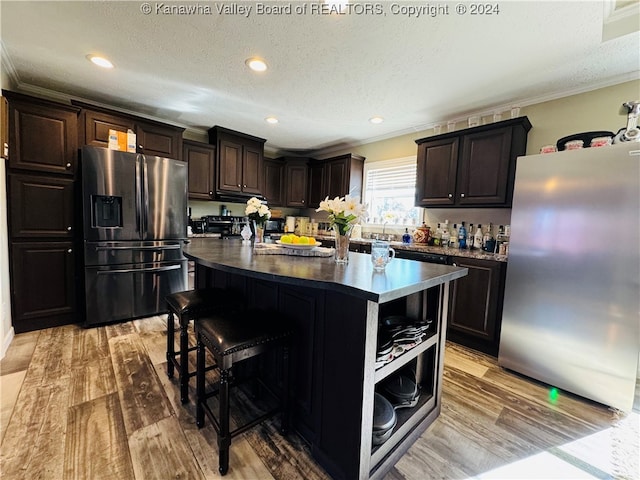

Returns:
183,238,467,480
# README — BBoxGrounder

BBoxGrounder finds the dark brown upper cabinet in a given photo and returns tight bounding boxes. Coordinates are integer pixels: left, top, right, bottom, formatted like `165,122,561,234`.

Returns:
306,153,365,208
263,157,284,206
415,117,531,208
208,126,266,198
6,92,79,175
75,101,184,160
184,140,216,200
282,157,310,208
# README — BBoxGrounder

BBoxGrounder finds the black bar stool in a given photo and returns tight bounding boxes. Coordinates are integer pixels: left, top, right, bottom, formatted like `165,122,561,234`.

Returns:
165,288,243,404
195,310,292,476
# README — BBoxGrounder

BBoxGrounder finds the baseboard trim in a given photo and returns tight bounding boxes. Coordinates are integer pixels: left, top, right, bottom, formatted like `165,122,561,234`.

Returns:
1,326,15,360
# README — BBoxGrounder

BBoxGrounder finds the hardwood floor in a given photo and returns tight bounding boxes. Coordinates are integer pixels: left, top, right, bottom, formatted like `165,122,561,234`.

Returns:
1,317,638,479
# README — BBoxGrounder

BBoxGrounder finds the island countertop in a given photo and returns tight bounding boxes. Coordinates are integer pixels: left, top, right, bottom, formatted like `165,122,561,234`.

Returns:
183,238,467,304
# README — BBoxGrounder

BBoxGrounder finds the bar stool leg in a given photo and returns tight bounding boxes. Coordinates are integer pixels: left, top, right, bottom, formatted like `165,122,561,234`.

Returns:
196,336,206,429
179,319,190,403
218,368,231,475
166,311,175,378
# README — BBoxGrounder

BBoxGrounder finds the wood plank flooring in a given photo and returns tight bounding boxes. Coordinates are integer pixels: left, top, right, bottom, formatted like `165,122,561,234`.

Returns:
1,317,638,479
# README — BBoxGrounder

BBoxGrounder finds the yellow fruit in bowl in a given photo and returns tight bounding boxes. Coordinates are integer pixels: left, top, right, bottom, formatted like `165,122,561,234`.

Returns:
280,234,292,244
291,236,301,244
299,236,309,244
307,237,316,245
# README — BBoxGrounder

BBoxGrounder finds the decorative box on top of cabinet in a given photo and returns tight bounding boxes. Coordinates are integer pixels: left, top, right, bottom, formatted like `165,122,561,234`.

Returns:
415,117,531,207
73,100,184,160
208,125,266,198
184,139,216,200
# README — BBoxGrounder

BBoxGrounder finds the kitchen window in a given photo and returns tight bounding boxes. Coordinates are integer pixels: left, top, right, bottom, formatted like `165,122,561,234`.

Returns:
362,156,422,227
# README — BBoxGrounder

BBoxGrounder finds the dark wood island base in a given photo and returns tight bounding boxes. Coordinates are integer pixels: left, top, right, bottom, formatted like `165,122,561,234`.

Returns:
183,238,467,480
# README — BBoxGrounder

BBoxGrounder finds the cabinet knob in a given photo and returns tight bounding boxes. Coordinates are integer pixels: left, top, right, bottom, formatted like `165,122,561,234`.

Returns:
243,184,247,188
209,191,213,196
139,144,144,149
67,249,73,254
66,163,71,169
448,193,453,198
301,200,305,203
67,226,72,231
237,184,241,188
460,193,465,198
452,262,457,267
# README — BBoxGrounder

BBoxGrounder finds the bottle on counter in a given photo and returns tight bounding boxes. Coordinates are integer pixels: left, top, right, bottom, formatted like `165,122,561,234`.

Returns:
402,228,412,244
467,223,474,249
432,223,442,246
458,222,467,249
482,223,494,252
441,221,450,248
450,224,458,248
495,225,506,254
474,224,483,250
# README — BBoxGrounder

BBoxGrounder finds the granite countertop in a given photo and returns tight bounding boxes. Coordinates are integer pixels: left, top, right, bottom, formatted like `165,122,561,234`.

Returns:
183,237,467,303
307,235,509,263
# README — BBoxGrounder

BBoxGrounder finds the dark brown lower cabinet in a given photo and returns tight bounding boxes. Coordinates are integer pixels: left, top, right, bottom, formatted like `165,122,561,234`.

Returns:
448,256,506,356
10,241,76,333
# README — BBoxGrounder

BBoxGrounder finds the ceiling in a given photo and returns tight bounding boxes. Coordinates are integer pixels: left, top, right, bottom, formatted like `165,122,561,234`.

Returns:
1,1,639,155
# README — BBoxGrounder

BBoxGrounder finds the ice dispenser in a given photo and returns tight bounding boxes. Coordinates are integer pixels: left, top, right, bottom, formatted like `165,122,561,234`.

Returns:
92,195,123,228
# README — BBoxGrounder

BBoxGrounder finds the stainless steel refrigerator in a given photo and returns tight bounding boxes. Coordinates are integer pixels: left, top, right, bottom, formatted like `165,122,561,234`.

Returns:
499,142,639,411
81,146,188,326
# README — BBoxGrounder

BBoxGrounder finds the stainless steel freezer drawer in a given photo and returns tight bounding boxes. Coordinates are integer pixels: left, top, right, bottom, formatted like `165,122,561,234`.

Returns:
84,260,187,325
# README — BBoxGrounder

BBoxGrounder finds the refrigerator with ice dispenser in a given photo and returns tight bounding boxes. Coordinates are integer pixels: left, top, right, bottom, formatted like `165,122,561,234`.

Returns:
81,146,188,326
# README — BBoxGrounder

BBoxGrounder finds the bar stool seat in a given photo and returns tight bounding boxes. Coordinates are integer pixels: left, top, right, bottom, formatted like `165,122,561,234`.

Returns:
165,288,243,403
195,310,292,476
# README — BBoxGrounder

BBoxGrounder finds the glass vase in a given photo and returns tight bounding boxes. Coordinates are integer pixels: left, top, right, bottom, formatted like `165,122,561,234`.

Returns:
333,224,352,264
253,221,265,244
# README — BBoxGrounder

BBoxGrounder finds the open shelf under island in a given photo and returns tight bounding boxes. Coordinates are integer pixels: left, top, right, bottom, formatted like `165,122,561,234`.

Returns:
183,238,468,480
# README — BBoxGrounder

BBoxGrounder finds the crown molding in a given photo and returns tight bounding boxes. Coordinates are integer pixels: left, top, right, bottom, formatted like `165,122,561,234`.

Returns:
0,41,20,88
310,71,640,157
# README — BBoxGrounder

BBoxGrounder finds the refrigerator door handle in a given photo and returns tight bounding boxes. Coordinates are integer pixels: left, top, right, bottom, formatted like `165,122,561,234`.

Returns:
94,244,181,252
135,155,143,233
142,156,150,235
96,264,182,275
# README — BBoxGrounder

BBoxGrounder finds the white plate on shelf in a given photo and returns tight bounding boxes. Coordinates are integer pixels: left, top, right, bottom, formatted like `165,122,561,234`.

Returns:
275,240,322,250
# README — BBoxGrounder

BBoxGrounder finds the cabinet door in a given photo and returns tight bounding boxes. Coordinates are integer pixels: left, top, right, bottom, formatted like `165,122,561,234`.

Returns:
242,145,263,195
285,162,308,207
415,138,458,206
263,158,284,206
9,174,74,238
137,121,183,160
83,109,136,148
184,140,215,199
324,158,347,199
308,162,325,207
9,99,78,175
457,127,512,205
11,241,76,333
218,139,243,193
448,256,505,356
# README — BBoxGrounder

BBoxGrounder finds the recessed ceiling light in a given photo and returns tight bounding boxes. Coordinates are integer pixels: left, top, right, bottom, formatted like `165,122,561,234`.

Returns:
369,116,384,124
265,116,279,124
245,57,267,72
86,54,114,69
